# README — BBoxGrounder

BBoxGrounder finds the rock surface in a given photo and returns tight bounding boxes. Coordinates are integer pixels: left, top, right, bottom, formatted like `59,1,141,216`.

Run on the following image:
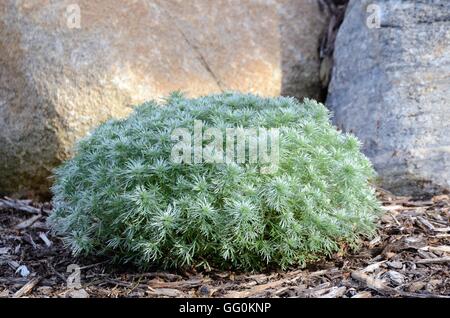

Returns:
0,0,328,196
327,0,450,196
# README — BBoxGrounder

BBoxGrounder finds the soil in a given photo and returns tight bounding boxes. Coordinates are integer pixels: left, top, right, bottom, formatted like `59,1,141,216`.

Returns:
0,189,449,298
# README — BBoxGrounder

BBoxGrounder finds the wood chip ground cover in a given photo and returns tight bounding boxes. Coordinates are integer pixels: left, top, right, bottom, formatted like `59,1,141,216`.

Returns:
0,190,448,298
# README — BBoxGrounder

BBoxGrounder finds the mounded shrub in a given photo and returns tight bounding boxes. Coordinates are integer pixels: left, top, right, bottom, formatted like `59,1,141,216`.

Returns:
49,92,380,270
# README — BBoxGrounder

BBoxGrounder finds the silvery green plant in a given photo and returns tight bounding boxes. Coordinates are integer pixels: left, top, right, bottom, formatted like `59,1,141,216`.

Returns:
49,92,380,270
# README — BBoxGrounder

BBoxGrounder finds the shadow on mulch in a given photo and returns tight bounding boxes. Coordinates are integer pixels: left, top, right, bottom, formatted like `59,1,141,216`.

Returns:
0,189,449,298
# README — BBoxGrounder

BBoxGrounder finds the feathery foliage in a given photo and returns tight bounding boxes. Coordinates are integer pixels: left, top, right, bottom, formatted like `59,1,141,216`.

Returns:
49,92,380,270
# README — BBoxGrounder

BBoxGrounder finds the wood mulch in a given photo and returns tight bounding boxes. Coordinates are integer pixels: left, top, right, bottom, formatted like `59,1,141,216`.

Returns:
0,189,449,298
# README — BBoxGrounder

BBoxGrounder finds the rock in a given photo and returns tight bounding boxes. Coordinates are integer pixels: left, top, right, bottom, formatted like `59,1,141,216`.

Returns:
425,279,442,293
0,0,329,197
197,285,210,297
386,261,403,270
386,270,405,286
327,0,450,196
407,281,426,293
15,265,30,278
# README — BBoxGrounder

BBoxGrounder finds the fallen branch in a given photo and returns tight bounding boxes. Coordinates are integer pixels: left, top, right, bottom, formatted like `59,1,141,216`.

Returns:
318,286,347,298
419,245,450,254
381,205,405,212
1,197,42,214
433,227,450,233
416,216,435,232
147,287,186,297
148,276,209,290
351,271,394,296
351,291,372,298
299,282,333,298
361,261,386,273
351,271,450,298
222,271,304,298
15,215,42,230
416,257,450,264
222,279,288,298
13,277,42,298
129,272,183,282
38,232,52,247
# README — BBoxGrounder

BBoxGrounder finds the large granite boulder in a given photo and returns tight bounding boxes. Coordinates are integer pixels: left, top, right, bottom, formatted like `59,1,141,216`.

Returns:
327,0,450,196
0,0,329,197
